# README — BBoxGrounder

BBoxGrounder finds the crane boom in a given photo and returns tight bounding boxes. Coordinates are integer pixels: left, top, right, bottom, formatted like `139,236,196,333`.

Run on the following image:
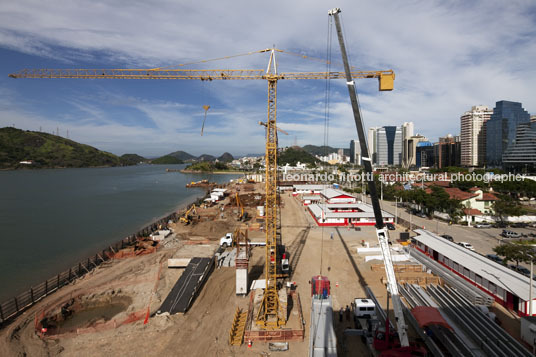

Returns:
9,68,394,89
329,8,409,348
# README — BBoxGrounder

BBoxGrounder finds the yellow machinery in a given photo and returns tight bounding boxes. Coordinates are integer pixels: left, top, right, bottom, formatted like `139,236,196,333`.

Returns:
9,48,394,329
179,204,197,225
235,192,245,221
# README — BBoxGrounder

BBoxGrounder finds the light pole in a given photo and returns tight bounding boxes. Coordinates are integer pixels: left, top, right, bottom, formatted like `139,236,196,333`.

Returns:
395,197,398,225
381,180,383,201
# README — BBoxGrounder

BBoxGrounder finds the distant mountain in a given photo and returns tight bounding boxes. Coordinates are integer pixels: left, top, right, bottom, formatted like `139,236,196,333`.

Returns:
301,145,339,156
166,150,196,161
279,147,319,166
151,155,183,165
120,153,146,165
0,127,125,169
217,152,234,162
197,154,216,162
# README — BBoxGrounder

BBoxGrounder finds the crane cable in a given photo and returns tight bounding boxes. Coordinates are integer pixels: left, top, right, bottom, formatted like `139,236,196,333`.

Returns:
319,12,333,278
312,13,333,351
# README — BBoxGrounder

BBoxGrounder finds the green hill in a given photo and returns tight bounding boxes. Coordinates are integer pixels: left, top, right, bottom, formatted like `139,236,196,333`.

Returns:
0,127,126,169
217,152,234,162
151,155,183,165
120,153,146,165
301,145,339,156
279,147,319,166
166,150,196,161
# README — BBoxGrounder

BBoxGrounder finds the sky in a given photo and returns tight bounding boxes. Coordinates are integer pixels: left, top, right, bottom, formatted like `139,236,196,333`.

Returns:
0,0,535,158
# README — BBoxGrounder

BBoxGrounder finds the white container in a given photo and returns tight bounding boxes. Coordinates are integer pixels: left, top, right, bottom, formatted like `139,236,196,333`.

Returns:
257,206,265,217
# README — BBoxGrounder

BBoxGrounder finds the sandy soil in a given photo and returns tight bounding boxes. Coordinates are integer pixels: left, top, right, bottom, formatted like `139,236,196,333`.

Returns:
0,185,526,356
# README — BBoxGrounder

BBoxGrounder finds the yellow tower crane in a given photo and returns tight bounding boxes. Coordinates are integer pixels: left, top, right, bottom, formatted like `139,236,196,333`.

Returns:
9,48,394,329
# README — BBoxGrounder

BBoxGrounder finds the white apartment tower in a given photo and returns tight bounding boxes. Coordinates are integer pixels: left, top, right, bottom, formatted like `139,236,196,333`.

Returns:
460,105,493,167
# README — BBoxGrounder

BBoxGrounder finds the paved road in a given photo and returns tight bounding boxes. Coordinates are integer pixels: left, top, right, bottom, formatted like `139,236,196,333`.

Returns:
377,198,536,265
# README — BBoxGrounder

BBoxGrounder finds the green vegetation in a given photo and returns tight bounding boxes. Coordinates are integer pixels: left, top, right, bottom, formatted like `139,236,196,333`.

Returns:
0,127,126,169
396,186,464,221
151,155,184,165
493,195,526,222
278,147,319,166
493,243,536,267
492,179,536,199
163,150,196,161
184,161,230,172
120,154,146,165
217,152,234,162
301,145,338,156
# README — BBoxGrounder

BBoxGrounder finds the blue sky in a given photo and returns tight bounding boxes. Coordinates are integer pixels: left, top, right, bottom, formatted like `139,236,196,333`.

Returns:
1,0,535,157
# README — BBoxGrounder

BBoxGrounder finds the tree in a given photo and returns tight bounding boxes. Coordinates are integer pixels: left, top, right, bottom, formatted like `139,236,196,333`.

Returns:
493,194,526,222
493,243,535,267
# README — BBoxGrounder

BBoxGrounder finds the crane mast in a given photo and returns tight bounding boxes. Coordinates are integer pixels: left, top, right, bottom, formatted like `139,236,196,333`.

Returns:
9,46,394,330
329,8,409,347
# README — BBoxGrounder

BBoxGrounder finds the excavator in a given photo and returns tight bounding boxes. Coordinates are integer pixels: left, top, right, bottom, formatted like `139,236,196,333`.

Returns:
235,193,247,221
329,8,423,355
179,204,198,225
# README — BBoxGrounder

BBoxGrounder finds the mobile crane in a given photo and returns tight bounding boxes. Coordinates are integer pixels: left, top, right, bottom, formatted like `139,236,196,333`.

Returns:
329,8,409,350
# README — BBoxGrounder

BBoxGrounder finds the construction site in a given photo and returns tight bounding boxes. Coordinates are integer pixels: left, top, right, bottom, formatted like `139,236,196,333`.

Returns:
2,7,535,357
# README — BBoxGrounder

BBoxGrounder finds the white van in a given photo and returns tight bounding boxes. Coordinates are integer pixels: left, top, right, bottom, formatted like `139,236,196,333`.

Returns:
354,298,376,318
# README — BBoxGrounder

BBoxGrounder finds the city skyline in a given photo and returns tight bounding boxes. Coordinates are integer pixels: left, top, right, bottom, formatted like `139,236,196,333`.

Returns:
0,1,535,157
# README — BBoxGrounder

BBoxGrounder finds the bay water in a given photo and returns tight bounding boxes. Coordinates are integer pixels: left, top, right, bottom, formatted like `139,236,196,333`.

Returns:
0,164,240,301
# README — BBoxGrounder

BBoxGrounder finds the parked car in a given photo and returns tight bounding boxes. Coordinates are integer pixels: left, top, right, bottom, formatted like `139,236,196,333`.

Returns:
501,230,521,238
511,222,528,228
440,234,454,242
458,242,475,251
508,264,531,277
494,222,508,228
475,223,492,228
486,254,503,264
386,223,395,230
416,212,427,218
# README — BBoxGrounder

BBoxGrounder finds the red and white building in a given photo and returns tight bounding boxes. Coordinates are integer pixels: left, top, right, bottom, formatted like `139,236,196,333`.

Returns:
307,202,394,227
412,229,536,316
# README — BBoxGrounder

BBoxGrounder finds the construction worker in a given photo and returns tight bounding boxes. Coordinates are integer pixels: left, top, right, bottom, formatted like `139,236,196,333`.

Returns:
330,232,334,240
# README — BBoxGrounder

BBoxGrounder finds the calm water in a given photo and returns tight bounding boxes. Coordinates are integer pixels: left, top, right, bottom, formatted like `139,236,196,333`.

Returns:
0,164,240,301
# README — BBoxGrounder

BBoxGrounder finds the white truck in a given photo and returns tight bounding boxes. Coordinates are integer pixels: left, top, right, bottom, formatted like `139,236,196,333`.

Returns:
219,233,233,247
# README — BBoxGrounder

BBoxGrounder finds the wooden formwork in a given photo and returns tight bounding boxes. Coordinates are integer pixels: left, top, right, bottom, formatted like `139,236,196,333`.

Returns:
370,264,423,273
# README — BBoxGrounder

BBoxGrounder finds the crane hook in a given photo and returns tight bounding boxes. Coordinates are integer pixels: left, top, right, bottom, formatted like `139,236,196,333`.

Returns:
201,105,210,136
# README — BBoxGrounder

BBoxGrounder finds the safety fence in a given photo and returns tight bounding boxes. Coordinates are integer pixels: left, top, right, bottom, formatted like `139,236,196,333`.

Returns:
0,211,179,329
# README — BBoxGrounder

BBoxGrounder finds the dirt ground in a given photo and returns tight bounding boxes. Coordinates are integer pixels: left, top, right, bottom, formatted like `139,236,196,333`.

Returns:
0,184,525,356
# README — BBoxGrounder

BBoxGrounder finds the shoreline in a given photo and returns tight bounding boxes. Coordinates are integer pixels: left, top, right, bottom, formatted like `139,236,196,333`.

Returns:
0,178,221,325
179,169,247,174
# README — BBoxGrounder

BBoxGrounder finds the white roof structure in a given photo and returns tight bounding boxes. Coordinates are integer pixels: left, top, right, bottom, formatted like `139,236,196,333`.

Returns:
413,229,536,301
293,184,328,191
303,195,322,201
308,203,393,219
320,188,353,199
325,203,373,211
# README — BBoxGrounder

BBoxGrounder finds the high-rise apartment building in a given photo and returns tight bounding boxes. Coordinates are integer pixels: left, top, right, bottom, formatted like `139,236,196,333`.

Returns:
416,142,434,168
376,126,403,166
503,122,536,173
349,140,361,164
460,105,493,167
367,127,379,164
434,135,461,168
486,101,530,167
403,134,427,168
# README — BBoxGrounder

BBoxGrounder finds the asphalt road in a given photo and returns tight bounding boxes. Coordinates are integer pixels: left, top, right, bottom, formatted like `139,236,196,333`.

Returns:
377,198,536,262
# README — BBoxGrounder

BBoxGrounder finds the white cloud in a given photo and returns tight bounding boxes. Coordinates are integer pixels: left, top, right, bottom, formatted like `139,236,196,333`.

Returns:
0,0,535,155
